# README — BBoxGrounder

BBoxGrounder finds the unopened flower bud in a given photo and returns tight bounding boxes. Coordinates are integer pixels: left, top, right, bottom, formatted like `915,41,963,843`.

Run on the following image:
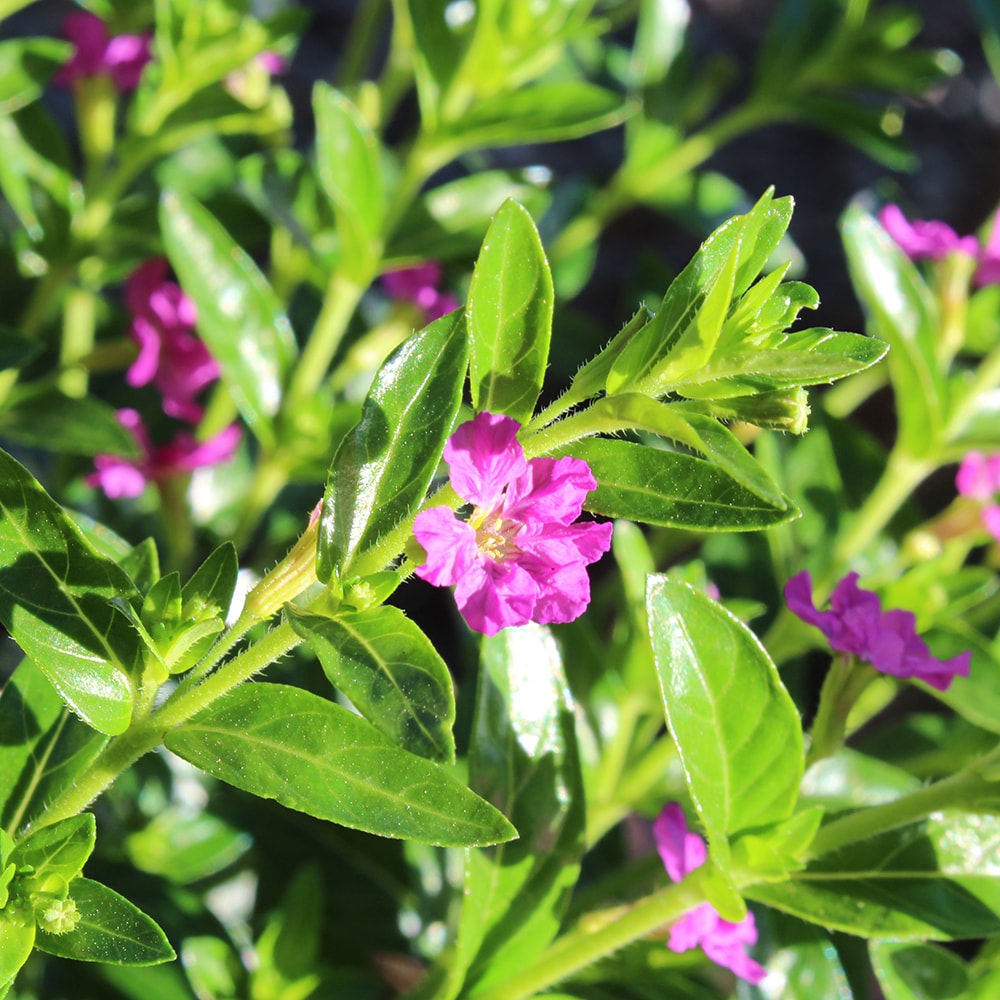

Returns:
37,896,80,935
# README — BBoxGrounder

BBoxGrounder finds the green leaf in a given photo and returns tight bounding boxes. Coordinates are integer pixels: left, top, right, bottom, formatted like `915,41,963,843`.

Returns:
181,541,238,621
584,394,787,508
318,310,468,582
923,629,1000,736
0,449,140,735
841,203,943,453
646,575,803,871
35,878,176,965
389,171,552,263
607,190,793,396
0,327,40,370
160,189,297,448
755,911,851,1000
571,438,797,531
0,918,34,999
0,37,71,114
11,814,96,892
454,624,585,996
467,200,553,423
313,83,385,280
750,812,1000,940
870,940,969,1000
0,389,141,457
437,82,626,153
0,659,107,833
289,606,456,762
164,683,517,848
125,808,251,884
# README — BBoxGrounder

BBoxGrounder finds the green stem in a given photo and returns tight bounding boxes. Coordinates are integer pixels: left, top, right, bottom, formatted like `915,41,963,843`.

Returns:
30,620,301,832
338,0,387,90
18,263,75,338
831,449,934,580
807,757,1000,860
804,655,876,769
58,286,97,398
468,882,703,1000
285,273,365,412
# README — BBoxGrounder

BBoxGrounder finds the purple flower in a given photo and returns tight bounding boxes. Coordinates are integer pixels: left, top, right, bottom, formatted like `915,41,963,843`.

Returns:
652,803,766,985
413,412,613,636
88,409,241,499
956,451,1000,543
879,204,1000,287
55,11,151,92
382,262,460,324
784,571,970,691
125,260,219,423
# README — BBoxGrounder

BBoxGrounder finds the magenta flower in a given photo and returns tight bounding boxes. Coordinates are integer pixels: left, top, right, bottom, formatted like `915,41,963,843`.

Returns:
382,262,460,324
88,409,241,499
879,204,1000,287
413,412,613,636
653,803,766,985
784,571,970,691
956,451,1000,543
55,11,152,92
125,260,219,423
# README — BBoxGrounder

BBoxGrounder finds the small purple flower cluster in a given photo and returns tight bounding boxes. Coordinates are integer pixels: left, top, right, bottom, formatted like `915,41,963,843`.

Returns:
381,262,460,324
55,11,151,92
653,803,766,984
879,204,1000,287
784,571,970,691
89,261,240,498
956,451,1000,543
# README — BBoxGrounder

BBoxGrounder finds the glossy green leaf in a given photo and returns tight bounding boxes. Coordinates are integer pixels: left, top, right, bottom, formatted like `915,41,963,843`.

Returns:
467,199,553,422
0,659,107,833
0,918,34,999
0,37,71,114
11,813,96,891
801,749,920,812
181,541,238,621
160,189,297,448
288,606,456,763
0,449,140,735
164,683,516,848
572,438,797,530
750,812,1000,940
923,629,1000,736
313,83,385,280
0,389,141,457
841,203,943,453
585,394,786,507
453,624,585,995
437,82,625,153
870,939,969,1000
35,878,176,965
318,310,468,582
647,575,803,870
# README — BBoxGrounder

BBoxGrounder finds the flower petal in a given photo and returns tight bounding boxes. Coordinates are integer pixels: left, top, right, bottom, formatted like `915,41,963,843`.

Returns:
444,412,528,507
414,508,478,587
504,455,597,524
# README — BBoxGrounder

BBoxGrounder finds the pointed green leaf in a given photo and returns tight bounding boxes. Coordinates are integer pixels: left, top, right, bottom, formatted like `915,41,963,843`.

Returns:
0,449,139,734
35,878,176,965
11,814,96,891
0,38,71,114
467,200,554,423
870,940,969,1000
288,605,456,762
314,83,385,280
0,659,107,833
455,624,585,995
571,438,796,531
319,310,468,581
0,918,34,999
750,812,1000,940
164,683,516,848
841,203,943,452
647,576,803,870
182,542,238,620
160,190,297,448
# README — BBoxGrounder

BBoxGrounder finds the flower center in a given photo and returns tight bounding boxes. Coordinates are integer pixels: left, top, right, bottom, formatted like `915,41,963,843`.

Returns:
471,507,521,564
